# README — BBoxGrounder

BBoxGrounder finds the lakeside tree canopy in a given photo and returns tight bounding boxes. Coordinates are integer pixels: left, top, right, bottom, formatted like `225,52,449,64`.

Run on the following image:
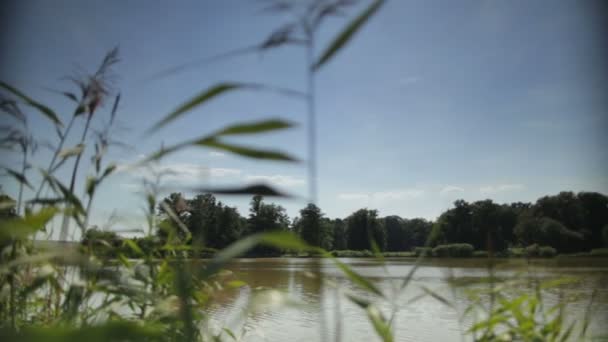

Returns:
81,190,608,255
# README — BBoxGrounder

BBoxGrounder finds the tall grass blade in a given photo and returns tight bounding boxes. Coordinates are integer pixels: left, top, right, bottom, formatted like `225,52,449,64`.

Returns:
313,0,385,71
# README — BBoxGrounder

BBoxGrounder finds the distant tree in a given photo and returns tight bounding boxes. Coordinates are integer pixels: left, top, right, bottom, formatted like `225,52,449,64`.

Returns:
578,192,608,249
246,195,289,255
297,203,324,248
346,209,385,251
188,193,243,249
384,215,406,251
330,218,347,250
514,216,583,253
403,218,433,249
533,192,585,232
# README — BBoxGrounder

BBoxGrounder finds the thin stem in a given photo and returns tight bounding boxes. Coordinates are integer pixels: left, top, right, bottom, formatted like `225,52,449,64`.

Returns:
307,33,317,205
16,147,27,216
33,115,77,200
59,113,93,241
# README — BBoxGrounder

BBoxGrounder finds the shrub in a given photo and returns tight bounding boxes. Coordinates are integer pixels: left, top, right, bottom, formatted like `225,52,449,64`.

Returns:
432,244,474,257
473,251,489,258
538,246,557,258
524,244,556,258
590,248,608,257
413,247,432,257
330,250,373,257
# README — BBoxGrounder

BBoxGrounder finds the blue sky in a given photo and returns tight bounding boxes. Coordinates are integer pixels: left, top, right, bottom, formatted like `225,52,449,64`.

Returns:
1,0,607,235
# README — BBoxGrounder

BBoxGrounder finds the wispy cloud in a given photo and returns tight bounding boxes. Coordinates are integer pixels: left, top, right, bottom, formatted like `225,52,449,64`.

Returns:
338,193,370,200
479,184,525,194
439,185,465,196
399,76,420,86
338,189,425,201
119,162,242,186
245,174,305,188
209,151,226,158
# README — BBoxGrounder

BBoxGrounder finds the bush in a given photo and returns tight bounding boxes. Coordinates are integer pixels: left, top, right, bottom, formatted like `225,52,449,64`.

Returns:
472,251,489,258
413,247,432,257
538,246,556,258
524,244,556,258
382,251,415,257
590,248,608,257
330,250,373,258
432,244,474,257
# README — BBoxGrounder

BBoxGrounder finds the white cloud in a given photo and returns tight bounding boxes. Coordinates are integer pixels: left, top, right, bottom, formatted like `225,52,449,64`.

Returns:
209,151,226,158
479,184,525,194
245,175,305,187
439,185,465,196
374,189,425,200
338,189,424,201
119,162,242,186
338,193,369,200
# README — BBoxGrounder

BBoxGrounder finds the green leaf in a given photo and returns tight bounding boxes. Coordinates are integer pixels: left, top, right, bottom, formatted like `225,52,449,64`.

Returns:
0,207,58,240
260,231,310,251
197,138,297,161
366,305,394,342
194,184,292,197
313,0,385,71
214,119,295,136
421,286,455,309
2,167,33,190
58,144,85,159
0,81,63,127
147,82,244,133
123,239,144,256
325,253,385,298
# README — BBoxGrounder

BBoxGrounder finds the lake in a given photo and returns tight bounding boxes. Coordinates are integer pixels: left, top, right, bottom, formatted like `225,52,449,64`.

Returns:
204,257,608,341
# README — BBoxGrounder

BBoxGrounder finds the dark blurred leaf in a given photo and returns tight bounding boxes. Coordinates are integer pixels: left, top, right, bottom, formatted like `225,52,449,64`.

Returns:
63,92,78,103
421,286,455,309
313,0,385,71
0,81,63,127
2,167,33,190
195,183,292,197
147,83,244,133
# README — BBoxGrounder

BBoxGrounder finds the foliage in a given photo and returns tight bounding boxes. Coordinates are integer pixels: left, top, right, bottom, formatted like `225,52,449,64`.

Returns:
432,243,474,257
346,209,386,251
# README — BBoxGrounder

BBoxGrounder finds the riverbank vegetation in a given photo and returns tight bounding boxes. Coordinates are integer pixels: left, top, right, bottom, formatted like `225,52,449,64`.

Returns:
1,0,606,341
80,190,607,259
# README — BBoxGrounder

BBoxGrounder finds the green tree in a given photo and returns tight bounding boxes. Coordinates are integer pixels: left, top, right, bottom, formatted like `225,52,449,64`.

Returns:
246,195,290,255
384,215,406,251
188,193,243,249
403,218,433,250
346,209,385,251
330,218,347,250
297,203,332,249
578,192,608,249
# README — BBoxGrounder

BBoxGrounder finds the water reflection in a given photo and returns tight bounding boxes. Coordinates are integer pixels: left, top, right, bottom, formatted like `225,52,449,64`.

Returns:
206,258,608,342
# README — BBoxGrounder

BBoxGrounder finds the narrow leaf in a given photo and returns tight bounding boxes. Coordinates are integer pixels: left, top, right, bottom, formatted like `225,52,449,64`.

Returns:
2,167,33,190
313,0,385,71
0,81,63,126
194,184,292,197
214,119,295,136
197,138,297,161
147,83,244,133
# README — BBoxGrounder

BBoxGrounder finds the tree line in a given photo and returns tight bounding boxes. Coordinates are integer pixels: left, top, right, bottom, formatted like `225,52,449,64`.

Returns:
80,190,608,256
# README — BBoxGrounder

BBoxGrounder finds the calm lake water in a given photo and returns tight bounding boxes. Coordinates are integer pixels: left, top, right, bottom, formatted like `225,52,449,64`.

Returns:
205,257,608,342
